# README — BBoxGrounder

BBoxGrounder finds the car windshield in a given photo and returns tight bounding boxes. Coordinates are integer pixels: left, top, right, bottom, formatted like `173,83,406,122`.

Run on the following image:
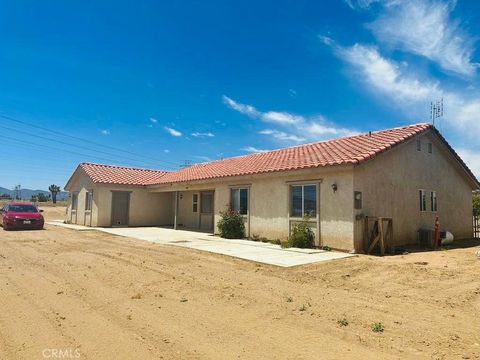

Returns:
8,205,38,213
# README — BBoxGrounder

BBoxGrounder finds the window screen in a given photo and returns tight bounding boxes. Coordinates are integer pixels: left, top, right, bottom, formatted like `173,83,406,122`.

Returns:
419,190,426,211
85,192,93,211
71,193,78,210
290,184,317,218
354,191,362,209
231,188,248,215
430,191,437,212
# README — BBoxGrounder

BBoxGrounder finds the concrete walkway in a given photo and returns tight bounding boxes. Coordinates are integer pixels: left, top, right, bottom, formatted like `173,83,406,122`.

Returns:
47,221,355,267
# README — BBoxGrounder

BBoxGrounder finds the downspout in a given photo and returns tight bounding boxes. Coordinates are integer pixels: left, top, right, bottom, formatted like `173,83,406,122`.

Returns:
174,191,178,230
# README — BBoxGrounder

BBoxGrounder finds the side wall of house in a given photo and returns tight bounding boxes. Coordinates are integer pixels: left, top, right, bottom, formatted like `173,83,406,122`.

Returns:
353,131,473,250
65,170,97,226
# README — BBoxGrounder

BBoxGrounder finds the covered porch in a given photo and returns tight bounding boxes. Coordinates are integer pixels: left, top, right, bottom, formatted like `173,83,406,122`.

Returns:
150,187,217,233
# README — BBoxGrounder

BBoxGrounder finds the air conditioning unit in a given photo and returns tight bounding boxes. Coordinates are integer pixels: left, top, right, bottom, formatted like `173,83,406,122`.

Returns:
418,228,454,247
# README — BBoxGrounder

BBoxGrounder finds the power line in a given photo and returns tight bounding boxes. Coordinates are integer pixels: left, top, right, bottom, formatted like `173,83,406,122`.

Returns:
0,113,181,167
0,123,165,168
0,134,177,170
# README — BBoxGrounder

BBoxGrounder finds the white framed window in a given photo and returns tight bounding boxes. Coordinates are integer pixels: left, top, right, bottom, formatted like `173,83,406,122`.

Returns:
290,184,317,218
85,191,93,211
430,191,437,212
419,189,426,212
192,193,198,213
230,188,248,215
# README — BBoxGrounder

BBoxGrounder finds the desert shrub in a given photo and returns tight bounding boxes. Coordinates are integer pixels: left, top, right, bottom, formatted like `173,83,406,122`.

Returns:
217,207,245,239
371,322,384,333
287,217,314,248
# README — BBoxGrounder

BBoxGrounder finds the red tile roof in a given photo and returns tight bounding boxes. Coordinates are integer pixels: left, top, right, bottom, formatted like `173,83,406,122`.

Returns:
78,163,170,186
155,123,434,184
68,123,479,189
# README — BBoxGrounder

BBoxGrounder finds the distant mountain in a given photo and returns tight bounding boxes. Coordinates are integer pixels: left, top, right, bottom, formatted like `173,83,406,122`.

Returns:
0,187,69,200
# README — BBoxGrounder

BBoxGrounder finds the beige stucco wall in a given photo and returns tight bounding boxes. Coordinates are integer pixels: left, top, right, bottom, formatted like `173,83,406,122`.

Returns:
95,185,173,227
150,166,356,250
353,131,474,250
65,169,97,226
66,170,174,227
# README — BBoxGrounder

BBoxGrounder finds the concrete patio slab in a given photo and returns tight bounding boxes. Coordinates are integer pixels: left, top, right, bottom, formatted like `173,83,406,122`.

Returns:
46,222,355,267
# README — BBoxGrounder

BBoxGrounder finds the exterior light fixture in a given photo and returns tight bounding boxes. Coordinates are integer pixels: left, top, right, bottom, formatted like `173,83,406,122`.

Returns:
332,183,338,193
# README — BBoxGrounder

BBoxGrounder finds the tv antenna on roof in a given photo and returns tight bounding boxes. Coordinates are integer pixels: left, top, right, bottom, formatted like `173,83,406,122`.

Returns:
430,98,443,127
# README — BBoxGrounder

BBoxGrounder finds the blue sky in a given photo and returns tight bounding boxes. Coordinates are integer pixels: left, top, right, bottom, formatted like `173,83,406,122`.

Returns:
1,0,480,190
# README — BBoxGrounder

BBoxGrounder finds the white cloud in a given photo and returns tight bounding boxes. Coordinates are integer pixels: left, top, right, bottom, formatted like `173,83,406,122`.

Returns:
344,0,383,9
223,96,260,118
261,111,303,124
164,127,182,137
366,0,478,76
331,41,480,135
305,121,358,137
457,148,480,179
336,43,440,101
194,155,212,162
150,117,158,123
191,132,215,137
223,95,302,125
223,95,357,142
288,89,297,98
323,36,480,171
100,129,110,135
241,146,269,153
258,129,306,142
164,149,170,153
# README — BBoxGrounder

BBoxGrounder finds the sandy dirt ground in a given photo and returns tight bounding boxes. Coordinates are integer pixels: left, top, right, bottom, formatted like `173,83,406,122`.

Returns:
0,206,479,360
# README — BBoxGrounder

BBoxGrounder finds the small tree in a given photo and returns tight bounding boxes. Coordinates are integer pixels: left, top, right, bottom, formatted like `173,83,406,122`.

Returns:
217,206,245,239
287,216,315,248
49,184,61,204
474,194,480,216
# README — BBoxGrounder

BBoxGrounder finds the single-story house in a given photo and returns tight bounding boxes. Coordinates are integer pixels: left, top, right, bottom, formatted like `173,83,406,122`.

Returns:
64,123,479,252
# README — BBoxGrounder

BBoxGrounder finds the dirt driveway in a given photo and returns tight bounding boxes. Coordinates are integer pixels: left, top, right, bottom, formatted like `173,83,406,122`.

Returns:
0,207,479,359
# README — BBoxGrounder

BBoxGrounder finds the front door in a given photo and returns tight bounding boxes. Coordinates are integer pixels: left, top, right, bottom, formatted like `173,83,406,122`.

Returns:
199,191,214,231
111,191,130,227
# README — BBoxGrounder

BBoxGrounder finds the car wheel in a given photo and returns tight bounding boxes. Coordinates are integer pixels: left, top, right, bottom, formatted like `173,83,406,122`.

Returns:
3,222,9,231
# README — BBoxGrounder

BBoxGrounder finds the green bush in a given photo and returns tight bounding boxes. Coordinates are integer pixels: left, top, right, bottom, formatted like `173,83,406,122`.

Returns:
287,217,314,248
217,207,245,239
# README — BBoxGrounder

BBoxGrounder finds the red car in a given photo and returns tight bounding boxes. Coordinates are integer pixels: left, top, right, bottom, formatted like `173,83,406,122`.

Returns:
0,202,44,230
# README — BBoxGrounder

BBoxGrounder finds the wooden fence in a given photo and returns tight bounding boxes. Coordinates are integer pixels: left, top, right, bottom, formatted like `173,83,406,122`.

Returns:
474,215,480,238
